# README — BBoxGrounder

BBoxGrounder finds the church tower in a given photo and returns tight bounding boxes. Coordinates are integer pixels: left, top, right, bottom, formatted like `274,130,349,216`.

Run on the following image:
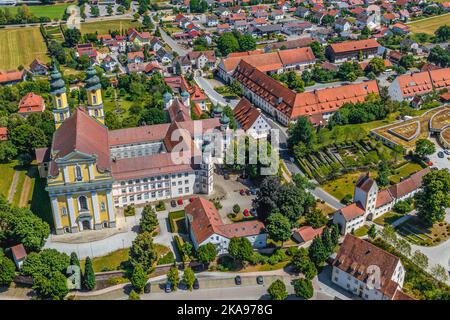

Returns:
85,65,104,124
50,63,70,129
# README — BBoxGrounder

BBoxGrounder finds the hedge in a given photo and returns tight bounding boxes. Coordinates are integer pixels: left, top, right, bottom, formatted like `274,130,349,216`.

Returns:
174,235,186,262
168,210,185,233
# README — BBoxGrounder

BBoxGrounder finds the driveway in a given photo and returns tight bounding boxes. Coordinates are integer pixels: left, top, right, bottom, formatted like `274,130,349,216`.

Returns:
159,27,188,56
194,76,238,107
43,206,174,259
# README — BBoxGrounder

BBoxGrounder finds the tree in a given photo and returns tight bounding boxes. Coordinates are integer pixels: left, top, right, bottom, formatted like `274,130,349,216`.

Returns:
0,255,16,287
106,4,113,16
129,231,157,272
83,257,96,290
267,279,288,300
21,249,70,278
69,252,80,267
366,57,386,75
182,267,196,291
228,237,253,264
131,264,147,293
416,169,450,225
196,243,216,265
139,205,159,233
238,34,256,52
368,224,377,239
64,28,81,47
411,250,428,270
309,41,325,61
288,116,314,148
89,4,100,17
232,204,240,214
380,224,397,245
304,209,327,228
266,212,291,245
393,200,412,214
8,124,47,155
330,224,340,245
293,278,313,299
291,248,317,280
399,54,415,69
308,236,329,266
430,264,449,283
434,25,450,43
167,266,179,290
415,139,435,158
0,141,17,162
128,289,141,300
217,32,240,56
32,271,68,300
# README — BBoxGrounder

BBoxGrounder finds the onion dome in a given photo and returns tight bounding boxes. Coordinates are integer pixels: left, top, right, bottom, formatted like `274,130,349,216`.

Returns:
181,90,190,98
220,113,230,125
49,63,66,95
84,65,102,91
213,105,223,117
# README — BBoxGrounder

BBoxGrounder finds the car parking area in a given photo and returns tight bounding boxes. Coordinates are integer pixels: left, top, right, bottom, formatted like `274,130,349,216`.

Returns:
429,138,450,170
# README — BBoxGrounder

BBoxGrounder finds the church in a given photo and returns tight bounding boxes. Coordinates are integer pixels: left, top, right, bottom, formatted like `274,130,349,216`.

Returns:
36,64,231,235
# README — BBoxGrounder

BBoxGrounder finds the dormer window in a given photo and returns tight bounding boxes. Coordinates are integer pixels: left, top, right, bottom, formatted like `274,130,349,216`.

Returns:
75,165,83,181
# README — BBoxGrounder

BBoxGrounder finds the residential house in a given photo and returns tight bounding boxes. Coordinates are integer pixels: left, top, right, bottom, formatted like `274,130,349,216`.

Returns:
0,69,25,86
335,18,353,32
206,15,219,27
10,244,27,269
29,58,49,76
332,235,413,300
217,23,232,34
185,197,267,255
271,10,285,21
264,37,316,52
76,43,97,61
282,21,313,35
18,92,45,116
127,28,152,46
292,226,324,245
326,39,381,63
392,22,410,35
127,51,145,64
233,98,271,139
156,48,173,64
101,55,118,72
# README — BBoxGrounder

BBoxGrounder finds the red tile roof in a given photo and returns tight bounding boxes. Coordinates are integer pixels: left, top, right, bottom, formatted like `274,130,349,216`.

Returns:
294,226,325,242
11,244,27,261
0,69,24,84
18,92,45,113
395,68,450,99
388,168,430,199
328,39,380,54
186,197,265,244
339,202,365,221
233,98,262,131
333,235,402,299
0,127,7,141
49,108,110,176
355,172,375,192
376,189,394,208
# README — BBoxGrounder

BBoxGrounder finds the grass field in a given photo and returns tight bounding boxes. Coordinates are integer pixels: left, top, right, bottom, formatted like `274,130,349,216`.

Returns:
79,19,142,35
408,13,450,35
373,212,403,226
0,161,18,198
0,27,49,70
0,4,68,20
322,170,377,202
389,162,424,184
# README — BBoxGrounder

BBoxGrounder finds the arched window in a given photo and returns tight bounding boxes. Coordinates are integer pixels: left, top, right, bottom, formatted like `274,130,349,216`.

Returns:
92,94,97,104
78,196,88,211
75,165,83,181
94,109,99,117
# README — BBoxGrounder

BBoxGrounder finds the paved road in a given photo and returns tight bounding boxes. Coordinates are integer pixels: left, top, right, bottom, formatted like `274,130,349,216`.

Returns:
159,27,188,56
194,76,239,107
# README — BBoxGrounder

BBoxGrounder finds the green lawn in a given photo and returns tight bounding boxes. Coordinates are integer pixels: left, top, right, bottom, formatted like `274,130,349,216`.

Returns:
79,19,142,35
12,168,27,206
373,212,404,226
322,170,377,203
0,26,50,70
1,4,69,19
81,248,130,273
0,161,17,198
389,162,424,184
103,95,134,119
352,225,369,237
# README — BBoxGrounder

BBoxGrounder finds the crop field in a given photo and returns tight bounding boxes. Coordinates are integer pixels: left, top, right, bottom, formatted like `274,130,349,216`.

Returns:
0,27,49,70
79,19,142,35
408,13,450,35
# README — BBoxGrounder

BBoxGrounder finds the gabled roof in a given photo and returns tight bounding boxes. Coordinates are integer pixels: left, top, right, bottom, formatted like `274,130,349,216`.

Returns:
294,226,325,242
11,244,27,261
339,202,365,221
18,92,45,113
388,168,430,199
233,98,262,131
49,108,110,176
0,69,24,84
355,172,375,192
328,39,380,54
333,235,402,299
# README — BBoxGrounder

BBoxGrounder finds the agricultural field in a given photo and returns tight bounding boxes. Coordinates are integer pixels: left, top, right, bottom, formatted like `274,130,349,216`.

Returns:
0,27,49,70
79,19,142,35
408,13,450,35
0,4,69,20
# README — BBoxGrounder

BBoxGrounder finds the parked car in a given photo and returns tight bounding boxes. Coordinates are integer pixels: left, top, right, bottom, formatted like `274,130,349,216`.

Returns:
171,200,177,208
427,161,433,166
256,276,264,285
165,282,172,293
177,198,183,205
224,173,230,180
235,276,242,285
438,151,445,158
250,208,257,216
243,209,250,217
240,189,245,196
193,278,199,290
189,197,196,203
444,149,450,155
250,188,257,195
245,189,251,195
144,283,151,294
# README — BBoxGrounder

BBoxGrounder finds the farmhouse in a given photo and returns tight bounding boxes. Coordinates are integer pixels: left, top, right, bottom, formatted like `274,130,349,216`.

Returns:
0,69,25,86
326,39,381,63
18,92,46,116
185,197,267,255
332,235,413,300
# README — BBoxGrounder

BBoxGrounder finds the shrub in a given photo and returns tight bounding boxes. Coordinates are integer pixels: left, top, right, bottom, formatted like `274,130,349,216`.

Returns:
128,289,141,300
155,201,166,211
286,247,299,256
233,204,240,214
124,205,136,217
168,210,185,232
341,194,353,205
294,278,314,299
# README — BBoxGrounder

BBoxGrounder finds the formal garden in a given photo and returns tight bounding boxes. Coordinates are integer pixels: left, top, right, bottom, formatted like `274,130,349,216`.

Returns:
395,217,450,247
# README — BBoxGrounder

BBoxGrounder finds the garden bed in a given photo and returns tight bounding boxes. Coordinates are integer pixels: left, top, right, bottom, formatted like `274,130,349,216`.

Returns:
395,216,450,246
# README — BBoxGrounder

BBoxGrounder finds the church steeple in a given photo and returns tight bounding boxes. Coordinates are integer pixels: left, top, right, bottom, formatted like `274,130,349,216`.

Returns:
85,65,104,124
50,63,70,129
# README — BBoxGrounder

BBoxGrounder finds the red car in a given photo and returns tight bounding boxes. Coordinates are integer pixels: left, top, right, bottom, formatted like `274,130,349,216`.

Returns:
243,209,250,217
427,161,433,166
177,198,183,205
189,197,196,203
239,189,245,195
